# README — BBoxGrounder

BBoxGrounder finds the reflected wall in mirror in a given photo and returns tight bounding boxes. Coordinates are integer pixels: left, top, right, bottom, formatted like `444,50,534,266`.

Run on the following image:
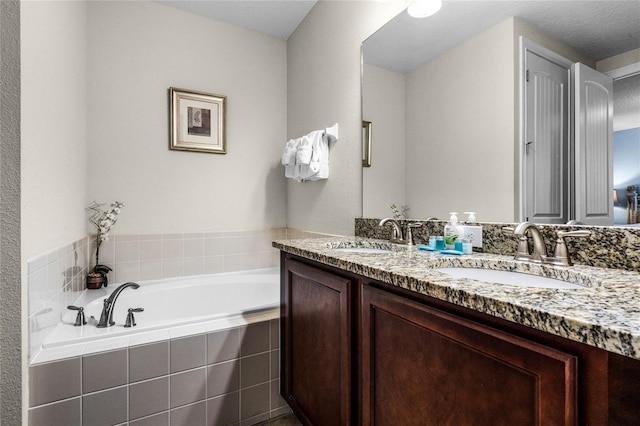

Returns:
362,0,640,226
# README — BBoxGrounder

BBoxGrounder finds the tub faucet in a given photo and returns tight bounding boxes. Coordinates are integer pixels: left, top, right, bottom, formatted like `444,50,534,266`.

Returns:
97,282,140,328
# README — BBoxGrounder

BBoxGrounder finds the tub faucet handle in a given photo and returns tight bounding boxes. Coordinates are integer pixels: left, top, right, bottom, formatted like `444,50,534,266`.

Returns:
67,305,87,326
124,307,144,328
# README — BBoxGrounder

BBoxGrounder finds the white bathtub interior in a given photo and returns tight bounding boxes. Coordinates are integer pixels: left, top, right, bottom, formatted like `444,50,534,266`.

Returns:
31,267,281,365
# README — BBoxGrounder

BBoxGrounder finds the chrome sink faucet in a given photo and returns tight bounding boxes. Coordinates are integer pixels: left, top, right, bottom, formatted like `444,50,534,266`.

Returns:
503,222,590,266
378,218,422,245
97,282,140,328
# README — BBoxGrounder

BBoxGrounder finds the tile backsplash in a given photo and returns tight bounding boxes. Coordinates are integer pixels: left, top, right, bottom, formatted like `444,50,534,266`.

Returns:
91,228,287,284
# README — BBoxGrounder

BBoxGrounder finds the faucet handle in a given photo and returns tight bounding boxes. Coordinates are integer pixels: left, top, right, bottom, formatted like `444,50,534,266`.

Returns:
124,308,144,328
556,230,591,240
67,305,87,326
550,230,591,266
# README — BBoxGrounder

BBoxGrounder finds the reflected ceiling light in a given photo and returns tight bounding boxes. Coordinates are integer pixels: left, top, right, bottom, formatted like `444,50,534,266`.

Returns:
408,0,442,18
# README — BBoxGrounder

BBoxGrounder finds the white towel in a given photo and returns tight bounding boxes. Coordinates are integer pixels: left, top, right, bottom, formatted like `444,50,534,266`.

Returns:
282,137,302,180
296,136,313,165
304,130,329,181
281,139,298,166
294,135,315,181
282,129,336,181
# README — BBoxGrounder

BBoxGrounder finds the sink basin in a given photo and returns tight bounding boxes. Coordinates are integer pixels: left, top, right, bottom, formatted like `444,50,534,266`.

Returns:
334,248,393,254
435,268,584,289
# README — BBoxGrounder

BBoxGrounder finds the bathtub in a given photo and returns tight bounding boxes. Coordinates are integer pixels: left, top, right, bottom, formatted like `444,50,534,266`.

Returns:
32,267,281,364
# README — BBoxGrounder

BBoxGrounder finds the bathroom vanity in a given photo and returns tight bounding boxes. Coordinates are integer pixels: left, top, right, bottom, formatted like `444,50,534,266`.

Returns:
274,237,640,425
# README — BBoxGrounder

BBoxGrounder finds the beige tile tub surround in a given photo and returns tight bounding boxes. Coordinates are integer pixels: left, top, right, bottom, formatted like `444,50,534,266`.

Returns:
28,319,289,426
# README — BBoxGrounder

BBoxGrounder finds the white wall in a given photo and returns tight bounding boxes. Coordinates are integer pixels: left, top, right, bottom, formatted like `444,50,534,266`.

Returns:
362,64,406,218
21,1,288,418
286,0,406,235
21,0,88,262
87,1,287,235
405,18,516,222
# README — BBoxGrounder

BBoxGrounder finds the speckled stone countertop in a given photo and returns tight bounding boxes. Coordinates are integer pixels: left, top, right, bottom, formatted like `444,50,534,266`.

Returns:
273,236,640,360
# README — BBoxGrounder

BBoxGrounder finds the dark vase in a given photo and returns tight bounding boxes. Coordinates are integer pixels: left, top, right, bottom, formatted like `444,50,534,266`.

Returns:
86,274,106,289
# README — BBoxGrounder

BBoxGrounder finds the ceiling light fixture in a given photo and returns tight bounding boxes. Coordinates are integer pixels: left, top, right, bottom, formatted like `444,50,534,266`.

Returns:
407,0,442,18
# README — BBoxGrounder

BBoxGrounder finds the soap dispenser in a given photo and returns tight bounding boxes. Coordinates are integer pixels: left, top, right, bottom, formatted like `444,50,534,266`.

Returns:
444,212,462,250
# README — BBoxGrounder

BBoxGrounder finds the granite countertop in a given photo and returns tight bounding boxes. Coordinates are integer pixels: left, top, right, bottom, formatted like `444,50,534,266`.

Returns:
273,236,640,360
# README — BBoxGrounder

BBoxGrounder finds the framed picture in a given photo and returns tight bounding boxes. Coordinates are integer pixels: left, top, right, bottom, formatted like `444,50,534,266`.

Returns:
362,120,372,167
169,87,226,154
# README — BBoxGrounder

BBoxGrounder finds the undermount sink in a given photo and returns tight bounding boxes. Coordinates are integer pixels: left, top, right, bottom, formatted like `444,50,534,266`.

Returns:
435,268,584,289
334,248,393,254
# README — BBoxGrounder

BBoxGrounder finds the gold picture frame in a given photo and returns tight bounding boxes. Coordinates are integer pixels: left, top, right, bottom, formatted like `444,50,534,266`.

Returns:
169,87,226,154
362,120,372,167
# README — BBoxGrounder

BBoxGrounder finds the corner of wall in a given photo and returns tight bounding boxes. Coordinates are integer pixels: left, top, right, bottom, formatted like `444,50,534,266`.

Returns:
285,0,406,236
0,1,23,423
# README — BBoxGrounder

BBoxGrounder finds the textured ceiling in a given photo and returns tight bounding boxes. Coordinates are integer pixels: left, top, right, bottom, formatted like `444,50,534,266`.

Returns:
156,1,639,73
364,0,640,73
156,0,317,40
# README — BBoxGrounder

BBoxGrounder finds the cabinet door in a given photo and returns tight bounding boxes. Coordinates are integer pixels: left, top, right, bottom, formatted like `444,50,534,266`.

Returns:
281,258,353,425
361,285,577,425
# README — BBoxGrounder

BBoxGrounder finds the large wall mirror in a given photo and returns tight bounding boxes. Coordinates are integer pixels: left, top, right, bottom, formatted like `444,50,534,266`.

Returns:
362,0,640,226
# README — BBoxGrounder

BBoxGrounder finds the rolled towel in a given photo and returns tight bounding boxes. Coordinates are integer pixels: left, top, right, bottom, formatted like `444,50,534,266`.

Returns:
296,136,313,165
303,130,325,180
281,139,298,166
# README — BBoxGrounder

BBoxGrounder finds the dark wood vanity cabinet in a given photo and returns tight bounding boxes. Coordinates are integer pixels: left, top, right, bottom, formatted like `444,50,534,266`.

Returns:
280,254,640,426
281,256,354,425
360,285,577,425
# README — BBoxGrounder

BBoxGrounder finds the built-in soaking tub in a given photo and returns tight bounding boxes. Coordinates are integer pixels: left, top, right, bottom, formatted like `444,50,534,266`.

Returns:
31,267,281,364
28,267,290,424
